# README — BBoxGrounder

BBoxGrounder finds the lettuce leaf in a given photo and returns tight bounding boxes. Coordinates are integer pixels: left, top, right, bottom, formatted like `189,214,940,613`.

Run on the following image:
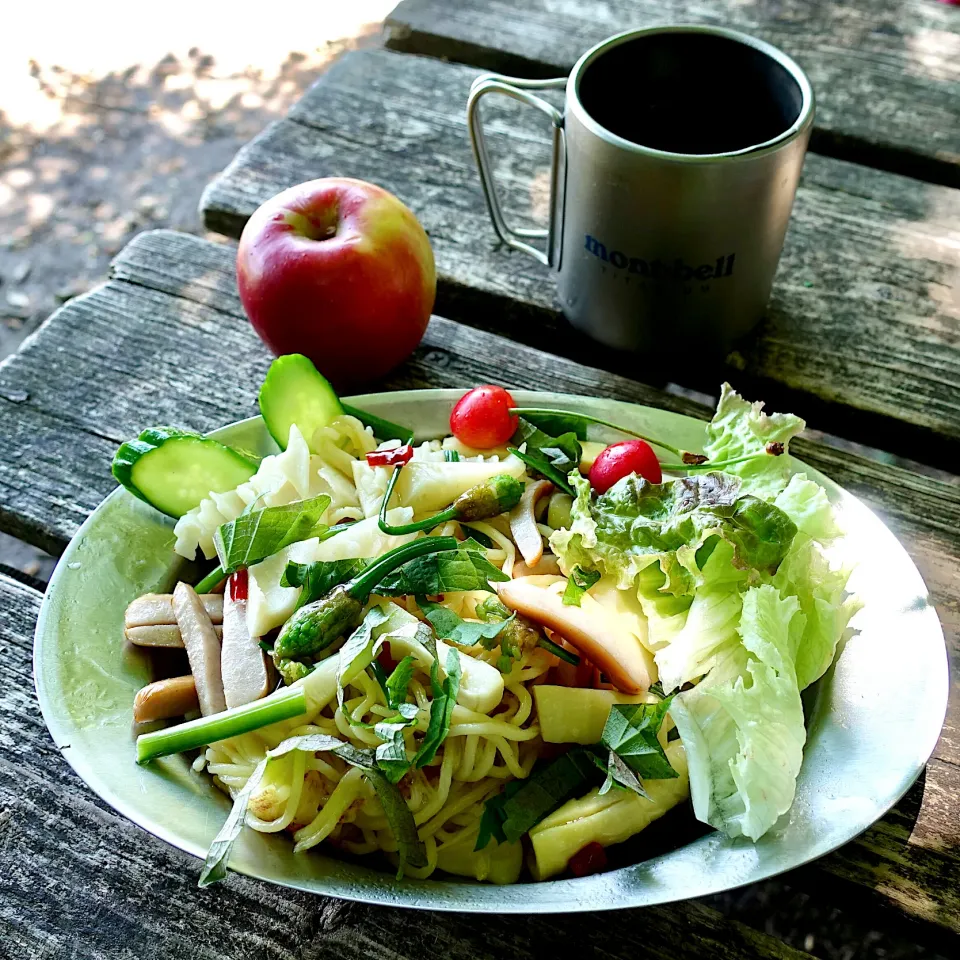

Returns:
774,474,841,544
551,472,797,598
772,535,861,690
670,584,806,841
703,384,805,500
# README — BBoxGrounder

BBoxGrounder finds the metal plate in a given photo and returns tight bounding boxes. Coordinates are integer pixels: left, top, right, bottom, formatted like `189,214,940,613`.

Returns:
34,390,948,911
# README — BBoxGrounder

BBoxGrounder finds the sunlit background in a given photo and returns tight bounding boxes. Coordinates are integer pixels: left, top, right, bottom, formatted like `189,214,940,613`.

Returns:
0,0,396,576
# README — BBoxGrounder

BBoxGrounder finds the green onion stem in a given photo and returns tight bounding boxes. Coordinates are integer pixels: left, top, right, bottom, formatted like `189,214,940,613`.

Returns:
378,464,457,535
348,535,460,601
136,686,306,764
195,565,225,594
511,408,683,456
660,452,779,472
538,635,580,665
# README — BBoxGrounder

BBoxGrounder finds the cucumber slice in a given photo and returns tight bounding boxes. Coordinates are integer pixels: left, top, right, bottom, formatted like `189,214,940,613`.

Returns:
258,354,344,451
112,428,258,519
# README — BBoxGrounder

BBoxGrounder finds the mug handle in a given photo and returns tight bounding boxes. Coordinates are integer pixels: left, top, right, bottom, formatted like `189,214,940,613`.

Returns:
467,74,566,267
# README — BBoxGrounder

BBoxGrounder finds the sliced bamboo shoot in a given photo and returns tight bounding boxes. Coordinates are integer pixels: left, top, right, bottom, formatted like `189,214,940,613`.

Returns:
533,686,653,744
133,675,200,723
172,582,226,716
497,578,657,694
220,584,271,709
529,742,689,879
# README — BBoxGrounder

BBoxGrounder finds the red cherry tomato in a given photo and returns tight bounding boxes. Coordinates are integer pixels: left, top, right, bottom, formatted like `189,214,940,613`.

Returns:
589,439,662,493
449,385,518,449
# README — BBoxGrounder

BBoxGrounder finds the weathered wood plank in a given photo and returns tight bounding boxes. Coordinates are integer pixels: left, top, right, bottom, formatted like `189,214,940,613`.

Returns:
384,0,960,187
0,575,822,960
197,48,960,460
0,229,958,941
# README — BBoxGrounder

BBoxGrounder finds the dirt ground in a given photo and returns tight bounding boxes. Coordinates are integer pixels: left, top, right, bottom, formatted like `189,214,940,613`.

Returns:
0,3,392,578
0,7,949,959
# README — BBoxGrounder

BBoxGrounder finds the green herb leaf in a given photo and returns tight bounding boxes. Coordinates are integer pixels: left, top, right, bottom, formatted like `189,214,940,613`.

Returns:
509,418,582,495
592,748,651,799
214,494,332,576
562,565,601,606
600,697,678,782
282,558,371,608
336,605,392,709
418,597,513,648
443,449,461,462
200,732,426,885
460,525,495,548
375,544,509,597
341,402,415,444
385,655,417,710
413,646,461,768
375,719,413,783
475,748,602,850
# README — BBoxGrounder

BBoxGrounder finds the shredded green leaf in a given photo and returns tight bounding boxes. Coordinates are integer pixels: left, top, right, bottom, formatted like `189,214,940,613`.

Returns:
214,494,331,576
199,733,426,886
562,565,601,606
413,646,461,768
600,697,679,784
508,418,582,496
336,605,391,709
418,597,512,647
375,543,509,596
476,748,601,850
282,557,371,609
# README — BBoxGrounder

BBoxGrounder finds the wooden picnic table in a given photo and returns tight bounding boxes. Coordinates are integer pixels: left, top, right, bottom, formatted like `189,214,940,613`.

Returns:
1,2,958,958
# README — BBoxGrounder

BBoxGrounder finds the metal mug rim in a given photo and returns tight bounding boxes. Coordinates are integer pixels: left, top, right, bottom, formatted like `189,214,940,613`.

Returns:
567,25,816,163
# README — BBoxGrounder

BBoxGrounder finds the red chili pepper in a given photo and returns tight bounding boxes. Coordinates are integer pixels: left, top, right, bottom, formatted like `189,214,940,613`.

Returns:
567,841,608,878
229,568,248,601
366,444,414,467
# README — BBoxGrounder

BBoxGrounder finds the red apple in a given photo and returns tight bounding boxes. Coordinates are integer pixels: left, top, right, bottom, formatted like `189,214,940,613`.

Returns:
236,178,436,389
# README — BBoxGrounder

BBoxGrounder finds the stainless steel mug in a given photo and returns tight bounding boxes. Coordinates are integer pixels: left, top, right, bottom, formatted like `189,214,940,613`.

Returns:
467,25,815,355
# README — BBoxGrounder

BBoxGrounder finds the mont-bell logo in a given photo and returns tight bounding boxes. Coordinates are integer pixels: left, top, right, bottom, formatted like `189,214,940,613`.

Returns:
584,235,735,281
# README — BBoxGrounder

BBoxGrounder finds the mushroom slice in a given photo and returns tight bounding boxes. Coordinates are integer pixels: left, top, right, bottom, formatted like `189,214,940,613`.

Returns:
125,593,223,628
508,480,553,567
125,623,222,648
497,578,656,694
172,582,226,715
221,575,271,709
133,676,200,723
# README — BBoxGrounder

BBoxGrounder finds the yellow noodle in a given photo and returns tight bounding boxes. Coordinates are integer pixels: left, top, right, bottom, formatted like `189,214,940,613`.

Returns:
466,520,516,576
247,749,307,833
294,766,366,852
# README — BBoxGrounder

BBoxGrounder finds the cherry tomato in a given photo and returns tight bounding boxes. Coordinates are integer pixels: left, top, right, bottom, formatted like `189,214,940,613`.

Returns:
568,841,608,878
588,439,662,493
449,385,518,449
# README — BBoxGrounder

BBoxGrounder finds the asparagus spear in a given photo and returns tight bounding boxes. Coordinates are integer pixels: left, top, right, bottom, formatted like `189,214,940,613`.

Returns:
377,465,523,536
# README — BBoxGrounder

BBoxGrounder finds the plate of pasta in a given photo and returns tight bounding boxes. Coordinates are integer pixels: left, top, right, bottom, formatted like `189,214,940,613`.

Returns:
33,358,947,912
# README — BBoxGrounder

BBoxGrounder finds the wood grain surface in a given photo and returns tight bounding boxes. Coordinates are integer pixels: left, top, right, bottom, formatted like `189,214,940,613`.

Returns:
0,229,956,944
384,0,960,187
0,574,819,960
197,48,960,459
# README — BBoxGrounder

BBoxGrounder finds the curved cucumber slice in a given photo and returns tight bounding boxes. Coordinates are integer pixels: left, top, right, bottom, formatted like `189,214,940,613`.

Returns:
258,354,343,451
112,428,258,519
